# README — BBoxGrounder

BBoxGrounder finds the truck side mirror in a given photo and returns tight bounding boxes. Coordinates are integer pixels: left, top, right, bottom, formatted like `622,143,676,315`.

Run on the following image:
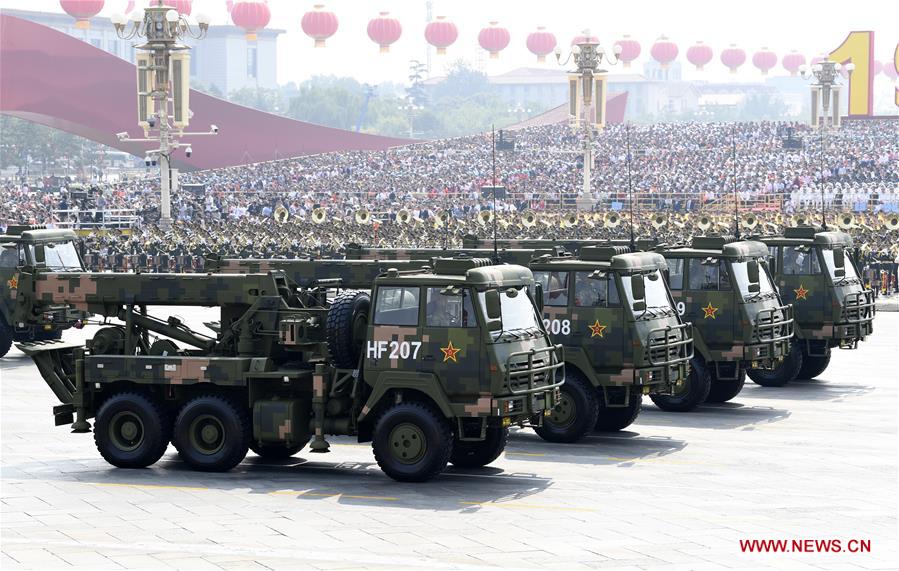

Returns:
534,283,544,312
630,274,645,301
33,244,46,266
485,289,502,320
832,246,845,277
747,259,760,284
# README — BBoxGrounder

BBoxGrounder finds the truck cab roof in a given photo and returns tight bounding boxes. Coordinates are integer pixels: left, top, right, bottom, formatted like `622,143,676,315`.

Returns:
376,258,535,289
752,228,853,249
662,236,769,260
0,227,79,244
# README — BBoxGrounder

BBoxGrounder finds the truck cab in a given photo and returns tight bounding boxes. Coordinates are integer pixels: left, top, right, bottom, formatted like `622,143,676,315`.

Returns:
1,225,86,356
750,227,874,384
658,236,794,406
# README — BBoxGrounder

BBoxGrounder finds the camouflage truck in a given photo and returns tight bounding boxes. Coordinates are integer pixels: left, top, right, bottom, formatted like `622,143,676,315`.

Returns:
16,258,562,482
335,245,694,438
747,227,874,385
1,225,86,357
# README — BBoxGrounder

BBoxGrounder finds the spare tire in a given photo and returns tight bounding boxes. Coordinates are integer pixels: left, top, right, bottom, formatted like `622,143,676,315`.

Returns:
326,290,371,369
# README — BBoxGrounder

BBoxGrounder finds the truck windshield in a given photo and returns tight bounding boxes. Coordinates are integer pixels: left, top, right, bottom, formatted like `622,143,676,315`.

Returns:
478,286,542,340
29,242,84,271
821,249,860,285
730,260,777,300
620,270,675,319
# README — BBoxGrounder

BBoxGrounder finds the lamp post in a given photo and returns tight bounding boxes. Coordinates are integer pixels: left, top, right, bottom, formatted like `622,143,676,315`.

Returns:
800,58,854,129
111,1,217,230
397,101,423,138
555,31,621,199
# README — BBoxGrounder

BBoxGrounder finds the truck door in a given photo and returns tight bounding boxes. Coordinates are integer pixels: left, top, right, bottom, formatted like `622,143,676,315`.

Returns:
420,286,481,400
570,271,624,375
366,285,424,379
683,258,735,353
778,245,826,323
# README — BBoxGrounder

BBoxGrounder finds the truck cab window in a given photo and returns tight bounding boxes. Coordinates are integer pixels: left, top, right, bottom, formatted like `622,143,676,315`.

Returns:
783,246,821,275
667,258,685,290
425,287,475,328
374,286,420,326
532,270,568,306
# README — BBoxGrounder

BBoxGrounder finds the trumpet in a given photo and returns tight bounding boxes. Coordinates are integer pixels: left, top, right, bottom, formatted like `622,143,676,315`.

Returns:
396,209,413,224
273,205,289,224
742,213,758,230
885,215,899,231
560,213,578,228
311,207,327,224
603,212,620,228
521,210,538,228
478,210,494,226
697,215,713,232
837,212,855,230
650,213,667,229
355,209,372,225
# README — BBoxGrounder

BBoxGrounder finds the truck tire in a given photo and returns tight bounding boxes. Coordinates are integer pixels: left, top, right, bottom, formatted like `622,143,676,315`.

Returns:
650,357,711,412
94,392,171,469
0,324,11,358
173,395,250,472
706,367,746,403
747,341,803,387
533,369,598,443
594,387,642,432
372,401,452,482
797,351,831,380
450,426,508,468
326,290,370,369
250,442,305,460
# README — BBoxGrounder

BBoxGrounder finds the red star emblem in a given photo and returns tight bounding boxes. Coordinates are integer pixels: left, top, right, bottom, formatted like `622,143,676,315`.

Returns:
794,284,809,300
440,341,461,363
588,320,607,338
6,275,18,292
702,302,719,319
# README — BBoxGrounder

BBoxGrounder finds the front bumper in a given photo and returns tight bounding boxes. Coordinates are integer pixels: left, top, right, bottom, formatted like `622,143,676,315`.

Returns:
746,304,794,368
834,290,875,348
498,344,565,421
644,322,694,393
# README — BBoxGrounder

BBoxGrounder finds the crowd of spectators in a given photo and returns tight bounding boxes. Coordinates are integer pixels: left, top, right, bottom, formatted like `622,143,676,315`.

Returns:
2,120,897,266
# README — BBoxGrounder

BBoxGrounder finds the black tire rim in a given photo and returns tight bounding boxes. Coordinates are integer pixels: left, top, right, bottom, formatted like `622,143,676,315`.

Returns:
388,422,426,464
547,392,576,428
189,414,225,456
109,411,145,452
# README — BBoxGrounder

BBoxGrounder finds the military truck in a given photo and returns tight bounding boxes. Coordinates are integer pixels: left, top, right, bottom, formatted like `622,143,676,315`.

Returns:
1,225,86,357
16,258,563,482
335,245,694,438
747,227,874,385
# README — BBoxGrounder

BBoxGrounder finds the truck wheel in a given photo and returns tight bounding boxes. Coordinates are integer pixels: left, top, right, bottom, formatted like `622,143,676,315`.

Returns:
173,395,250,472
94,392,171,469
450,426,508,468
0,324,11,358
650,357,711,412
797,351,831,380
706,367,746,403
747,341,803,387
326,290,370,369
250,442,305,460
594,387,642,431
372,401,452,482
533,370,598,443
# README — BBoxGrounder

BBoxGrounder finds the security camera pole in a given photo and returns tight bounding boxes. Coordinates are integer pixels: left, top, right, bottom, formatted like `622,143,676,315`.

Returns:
111,1,217,230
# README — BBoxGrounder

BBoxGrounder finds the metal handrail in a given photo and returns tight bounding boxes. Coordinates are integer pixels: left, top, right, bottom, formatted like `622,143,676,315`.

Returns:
753,304,794,344
647,322,694,367
840,290,876,325
504,344,565,396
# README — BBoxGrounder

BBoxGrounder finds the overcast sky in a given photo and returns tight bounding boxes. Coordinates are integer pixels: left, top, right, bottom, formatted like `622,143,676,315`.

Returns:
4,0,898,85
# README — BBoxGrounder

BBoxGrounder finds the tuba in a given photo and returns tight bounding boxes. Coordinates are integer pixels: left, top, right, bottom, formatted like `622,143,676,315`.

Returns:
355,209,372,225
697,215,713,232
273,205,289,224
837,212,855,230
311,207,327,224
742,213,758,230
885,215,899,231
651,213,667,229
434,210,450,228
521,210,538,228
793,213,810,226
560,213,578,228
396,209,413,224
604,212,620,228
478,210,494,226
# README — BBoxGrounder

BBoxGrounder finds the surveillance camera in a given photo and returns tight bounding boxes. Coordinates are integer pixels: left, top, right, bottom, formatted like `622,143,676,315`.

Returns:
210,124,219,134
185,146,193,158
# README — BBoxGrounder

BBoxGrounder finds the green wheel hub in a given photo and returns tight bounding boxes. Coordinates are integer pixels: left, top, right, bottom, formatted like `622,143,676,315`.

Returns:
109,411,145,452
189,414,225,455
547,392,576,428
388,423,426,464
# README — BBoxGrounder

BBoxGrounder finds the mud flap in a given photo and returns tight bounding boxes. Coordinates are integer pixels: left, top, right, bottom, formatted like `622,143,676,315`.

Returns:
15,339,84,405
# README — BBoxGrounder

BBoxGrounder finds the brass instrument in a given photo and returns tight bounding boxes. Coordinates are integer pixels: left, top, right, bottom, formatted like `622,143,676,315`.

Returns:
697,215,712,232
397,209,413,224
433,210,450,228
311,207,327,224
742,213,758,230
273,205,289,224
603,212,620,228
355,209,372,225
478,210,494,226
837,212,855,230
521,210,538,228
884,215,899,231
650,213,667,229
560,213,578,228
793,214,810,226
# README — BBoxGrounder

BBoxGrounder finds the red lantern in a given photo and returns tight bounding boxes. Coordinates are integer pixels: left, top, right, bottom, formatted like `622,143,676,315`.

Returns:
650,36,678,69
478,21,510,59
367,11,401,53
686,41,713,71
60,0,104,29
571,33,598,46
527,27,556,63
166,0,191,15
720,44,746,73
231,0,270,41
614,35,640,68
752,48,777,75
425,16,458,55
782,51,805,76
302,4,338,48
